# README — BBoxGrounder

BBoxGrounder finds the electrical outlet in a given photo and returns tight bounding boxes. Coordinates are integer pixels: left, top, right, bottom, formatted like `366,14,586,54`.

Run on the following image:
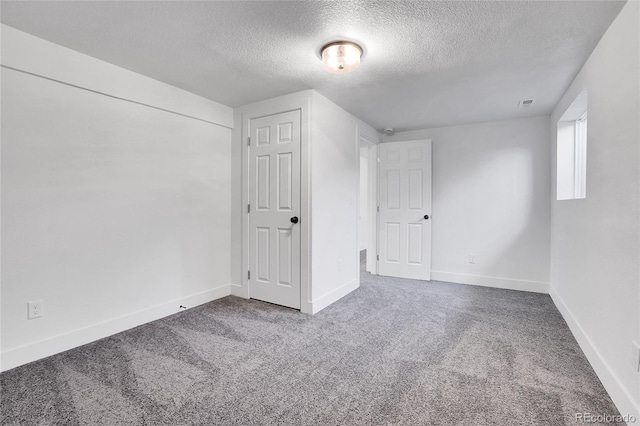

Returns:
468,254,477,264
632,341,640,372
27,300,43,320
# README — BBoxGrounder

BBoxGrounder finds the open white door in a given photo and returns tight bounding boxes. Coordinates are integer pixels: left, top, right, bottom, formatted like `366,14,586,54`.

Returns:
378,140,432,280
248,110,301,309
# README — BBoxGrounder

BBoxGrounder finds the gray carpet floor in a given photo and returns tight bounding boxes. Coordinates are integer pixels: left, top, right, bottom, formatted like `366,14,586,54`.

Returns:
1,254,622,425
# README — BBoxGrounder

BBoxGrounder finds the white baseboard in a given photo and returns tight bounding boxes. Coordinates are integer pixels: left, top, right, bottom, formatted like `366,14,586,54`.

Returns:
0,284,231,372
550,287,640,422
230,283,248,299
431,271,549,294
311,278,359,315
229,282,345,315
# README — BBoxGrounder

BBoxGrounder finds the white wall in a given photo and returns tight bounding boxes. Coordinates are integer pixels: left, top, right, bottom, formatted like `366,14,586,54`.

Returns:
1,25,233,371
231,90,377,313
309,91,363,310
231,91,313,311
384,116,551,293
549,1,640,419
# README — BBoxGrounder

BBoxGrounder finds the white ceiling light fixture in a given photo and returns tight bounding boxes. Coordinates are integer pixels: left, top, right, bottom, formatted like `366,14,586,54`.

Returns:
320,41,363,74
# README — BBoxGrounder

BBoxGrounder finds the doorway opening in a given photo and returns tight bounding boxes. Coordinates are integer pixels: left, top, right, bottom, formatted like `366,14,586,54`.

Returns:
358,136,377,276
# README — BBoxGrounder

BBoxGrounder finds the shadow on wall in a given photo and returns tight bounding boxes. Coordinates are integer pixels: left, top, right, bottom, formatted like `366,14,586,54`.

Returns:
432,124,550,285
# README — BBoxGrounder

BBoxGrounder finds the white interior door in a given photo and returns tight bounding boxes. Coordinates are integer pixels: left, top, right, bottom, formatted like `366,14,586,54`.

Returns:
378,140,432,280
249,110,301,309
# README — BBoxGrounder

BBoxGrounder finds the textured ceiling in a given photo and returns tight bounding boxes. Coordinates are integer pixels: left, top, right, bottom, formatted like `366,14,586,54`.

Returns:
0,1,626,131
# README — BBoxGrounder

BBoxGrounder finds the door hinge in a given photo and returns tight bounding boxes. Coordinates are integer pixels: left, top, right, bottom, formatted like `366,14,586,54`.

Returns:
377,206,380,213
376,255,379,261
248,271,251,280
248,204,251,213
247,136,251,146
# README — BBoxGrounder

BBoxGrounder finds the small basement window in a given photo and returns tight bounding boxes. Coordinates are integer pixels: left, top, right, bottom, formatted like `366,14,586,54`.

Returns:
557,89,587,200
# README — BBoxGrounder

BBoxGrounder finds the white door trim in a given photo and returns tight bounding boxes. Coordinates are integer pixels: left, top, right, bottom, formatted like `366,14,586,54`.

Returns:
239,93,312,313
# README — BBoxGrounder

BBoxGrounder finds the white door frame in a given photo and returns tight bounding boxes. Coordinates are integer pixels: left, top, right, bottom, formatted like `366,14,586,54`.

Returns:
239,94,312,313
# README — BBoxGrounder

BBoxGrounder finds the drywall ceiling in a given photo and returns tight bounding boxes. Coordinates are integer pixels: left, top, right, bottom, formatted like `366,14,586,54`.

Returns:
0,1,626,131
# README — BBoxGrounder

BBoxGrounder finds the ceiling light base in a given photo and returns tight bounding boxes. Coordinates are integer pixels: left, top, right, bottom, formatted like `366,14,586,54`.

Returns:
320,41,363,74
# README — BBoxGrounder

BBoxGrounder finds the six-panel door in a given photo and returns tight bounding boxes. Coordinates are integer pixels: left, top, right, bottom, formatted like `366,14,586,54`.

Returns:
378,140,432,280
248,110,301,309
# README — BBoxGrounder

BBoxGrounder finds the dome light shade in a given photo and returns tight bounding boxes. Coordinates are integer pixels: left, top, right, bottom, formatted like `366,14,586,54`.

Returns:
321,41,363,74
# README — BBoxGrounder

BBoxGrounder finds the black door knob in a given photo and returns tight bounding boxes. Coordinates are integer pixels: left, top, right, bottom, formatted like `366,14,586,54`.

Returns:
290,216,299,224
424,214,429,220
